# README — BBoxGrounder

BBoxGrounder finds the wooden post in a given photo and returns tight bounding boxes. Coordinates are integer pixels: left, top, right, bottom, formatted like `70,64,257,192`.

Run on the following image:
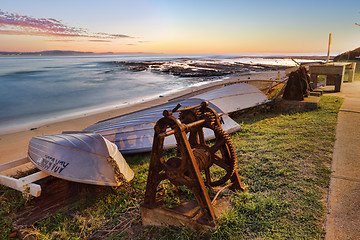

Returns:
347,62,356,82
310,74,318,89
327,33,332,63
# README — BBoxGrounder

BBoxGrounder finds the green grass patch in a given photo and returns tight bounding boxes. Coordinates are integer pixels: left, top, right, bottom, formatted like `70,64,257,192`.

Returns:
0,187,28,239
216,96,342,239
0,96,343,239
352,61,360,81
336,60,360,81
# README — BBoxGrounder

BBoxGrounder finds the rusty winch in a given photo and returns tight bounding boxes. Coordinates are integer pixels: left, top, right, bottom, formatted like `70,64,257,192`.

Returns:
141,101,245,226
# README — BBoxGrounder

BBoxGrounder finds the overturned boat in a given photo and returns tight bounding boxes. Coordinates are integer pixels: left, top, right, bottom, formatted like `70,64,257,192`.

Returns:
84,83,268,153
28,132,134,186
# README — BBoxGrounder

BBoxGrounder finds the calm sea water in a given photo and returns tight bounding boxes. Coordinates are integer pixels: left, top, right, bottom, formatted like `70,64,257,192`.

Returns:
0,53,318,134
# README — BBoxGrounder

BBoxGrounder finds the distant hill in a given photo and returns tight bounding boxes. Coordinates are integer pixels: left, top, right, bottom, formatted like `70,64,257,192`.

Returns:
334,47,360,61
0,50,97,56
0,50,152,56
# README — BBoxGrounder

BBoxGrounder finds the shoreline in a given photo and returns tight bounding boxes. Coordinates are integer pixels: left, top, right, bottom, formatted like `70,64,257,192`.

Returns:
0,86,190,136
0,70,284,166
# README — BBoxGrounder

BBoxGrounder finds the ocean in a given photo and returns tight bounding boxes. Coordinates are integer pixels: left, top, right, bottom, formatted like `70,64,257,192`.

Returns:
0,53,319,134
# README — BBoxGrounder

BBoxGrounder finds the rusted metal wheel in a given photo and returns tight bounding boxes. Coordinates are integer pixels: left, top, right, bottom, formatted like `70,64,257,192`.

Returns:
204,125,237,187
178,105,238,187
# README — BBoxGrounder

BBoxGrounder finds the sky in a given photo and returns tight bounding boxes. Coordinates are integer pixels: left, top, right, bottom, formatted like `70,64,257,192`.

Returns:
0,0,359,54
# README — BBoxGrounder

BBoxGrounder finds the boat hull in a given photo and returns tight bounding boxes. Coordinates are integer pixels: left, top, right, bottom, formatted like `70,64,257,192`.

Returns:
28,132,134,186
84,83,268,153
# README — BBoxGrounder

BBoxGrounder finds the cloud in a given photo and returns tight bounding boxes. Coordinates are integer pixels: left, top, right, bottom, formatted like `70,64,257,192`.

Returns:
96,32,132,39
0,10,132,39
44,39,76,42
88,40,112,42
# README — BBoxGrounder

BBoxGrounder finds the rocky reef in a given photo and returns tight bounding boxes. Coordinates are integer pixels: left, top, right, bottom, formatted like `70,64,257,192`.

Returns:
114,60,286,77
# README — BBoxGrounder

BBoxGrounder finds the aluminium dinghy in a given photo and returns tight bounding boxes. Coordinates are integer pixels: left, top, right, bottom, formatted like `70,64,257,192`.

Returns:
28,132,134,186
84,83,268,154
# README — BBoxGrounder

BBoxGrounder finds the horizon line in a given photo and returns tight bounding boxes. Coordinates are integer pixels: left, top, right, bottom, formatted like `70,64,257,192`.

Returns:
0,49,339,56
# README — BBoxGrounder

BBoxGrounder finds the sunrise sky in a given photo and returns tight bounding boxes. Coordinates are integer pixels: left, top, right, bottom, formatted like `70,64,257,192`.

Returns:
0,0,359,54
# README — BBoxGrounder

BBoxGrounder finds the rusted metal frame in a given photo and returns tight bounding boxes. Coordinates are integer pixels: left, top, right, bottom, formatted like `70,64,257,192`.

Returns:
158,119,206,138
230,170,246,191
175,124,217,223
147,110,217,222
143,101,245,226
143,118,170,207
177,103,202,112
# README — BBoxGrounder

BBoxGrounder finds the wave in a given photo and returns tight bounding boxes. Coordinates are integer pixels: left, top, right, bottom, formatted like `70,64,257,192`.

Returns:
43,66,64,69
0,70,47,77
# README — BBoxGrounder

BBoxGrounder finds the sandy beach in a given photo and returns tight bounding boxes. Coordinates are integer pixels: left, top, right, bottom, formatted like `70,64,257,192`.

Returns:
0,70,284,169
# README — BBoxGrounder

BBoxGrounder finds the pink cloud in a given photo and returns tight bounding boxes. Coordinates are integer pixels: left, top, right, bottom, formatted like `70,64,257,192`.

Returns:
0,10,132,39
44,39,77,42
88,39,112,42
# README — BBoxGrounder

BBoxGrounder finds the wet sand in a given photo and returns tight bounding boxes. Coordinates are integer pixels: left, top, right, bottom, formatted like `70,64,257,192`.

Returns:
0,70,284,169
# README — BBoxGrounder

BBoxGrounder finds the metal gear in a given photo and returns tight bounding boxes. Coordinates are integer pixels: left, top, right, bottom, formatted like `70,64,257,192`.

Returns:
178,103,238,187
204,124,237,187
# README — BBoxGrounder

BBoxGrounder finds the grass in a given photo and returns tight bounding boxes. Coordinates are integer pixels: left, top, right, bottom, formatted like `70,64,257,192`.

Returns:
0,187,28,238
351,60,360,81
336,60,360,81
215,96,342,239
0,96,343,239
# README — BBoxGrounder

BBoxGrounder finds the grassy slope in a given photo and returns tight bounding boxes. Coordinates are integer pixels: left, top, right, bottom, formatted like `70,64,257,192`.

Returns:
0,96,343,239
337,60,360,81
214,96,342,239
352,60,360,81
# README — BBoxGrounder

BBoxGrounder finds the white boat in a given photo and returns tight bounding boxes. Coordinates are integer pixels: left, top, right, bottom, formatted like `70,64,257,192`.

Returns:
28,132,134,186
84,83,268,153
